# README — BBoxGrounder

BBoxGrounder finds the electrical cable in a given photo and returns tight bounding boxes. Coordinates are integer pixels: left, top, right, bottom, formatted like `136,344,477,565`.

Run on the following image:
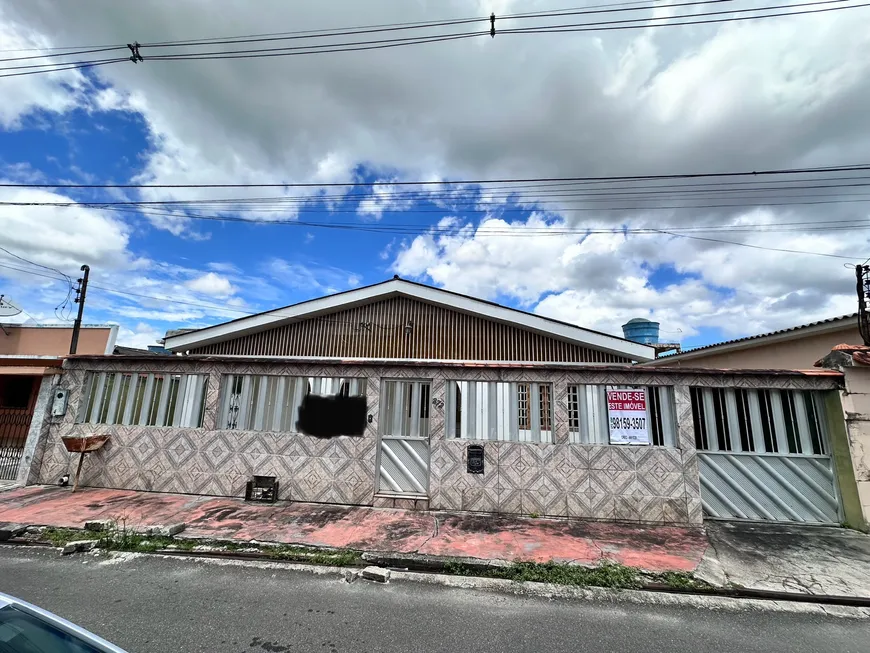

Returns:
4,163,870,189
3,0,865,78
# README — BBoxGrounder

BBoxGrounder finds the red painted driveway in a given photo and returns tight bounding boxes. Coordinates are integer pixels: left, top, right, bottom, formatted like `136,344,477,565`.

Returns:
0,486,708,572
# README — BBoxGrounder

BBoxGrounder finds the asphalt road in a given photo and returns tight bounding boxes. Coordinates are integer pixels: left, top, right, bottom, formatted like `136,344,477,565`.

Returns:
0,547,868,653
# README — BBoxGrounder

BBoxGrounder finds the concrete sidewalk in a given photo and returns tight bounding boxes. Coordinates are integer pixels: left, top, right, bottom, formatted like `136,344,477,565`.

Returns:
707,522,870,598
2,485,869,600
0,485,705,572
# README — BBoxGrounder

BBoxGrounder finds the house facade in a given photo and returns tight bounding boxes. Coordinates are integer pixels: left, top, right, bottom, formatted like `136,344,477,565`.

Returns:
25,280,863,528
0,324,117,485
647,314,860,370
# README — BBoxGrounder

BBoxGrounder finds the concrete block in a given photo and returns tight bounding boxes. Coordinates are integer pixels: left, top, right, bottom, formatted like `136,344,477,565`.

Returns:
84,519,113,532
145,523,186,537
61,540,98,555
361,566,390,583
0,523,27,542
163,523,186,537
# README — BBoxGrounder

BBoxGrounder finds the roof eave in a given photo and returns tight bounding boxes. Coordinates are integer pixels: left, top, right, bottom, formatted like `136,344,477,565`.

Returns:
165,279,654,361
644,316,859,365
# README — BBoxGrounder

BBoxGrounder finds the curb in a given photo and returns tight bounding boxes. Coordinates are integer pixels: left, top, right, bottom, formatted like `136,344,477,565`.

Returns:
4,528,870,611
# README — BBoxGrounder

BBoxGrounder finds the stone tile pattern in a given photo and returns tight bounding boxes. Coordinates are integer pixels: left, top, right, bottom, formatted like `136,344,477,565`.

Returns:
37,359,837,526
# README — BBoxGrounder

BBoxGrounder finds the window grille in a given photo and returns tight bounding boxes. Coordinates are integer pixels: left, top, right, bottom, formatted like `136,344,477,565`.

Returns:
690,387,827,454
76,371,208,428
218,375,366,432
446,381,553,442
567,384,676,446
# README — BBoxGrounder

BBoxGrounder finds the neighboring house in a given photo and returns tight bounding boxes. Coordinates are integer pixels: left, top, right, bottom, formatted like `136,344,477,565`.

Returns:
647,314,859,370
25,279,865,529
0,324,117,485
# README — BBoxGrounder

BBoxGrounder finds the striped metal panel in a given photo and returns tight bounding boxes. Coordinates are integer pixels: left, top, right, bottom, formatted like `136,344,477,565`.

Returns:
378,380,431,495
693,387,842,524
699,453,840,524
378,439,430,494
189,296,631,363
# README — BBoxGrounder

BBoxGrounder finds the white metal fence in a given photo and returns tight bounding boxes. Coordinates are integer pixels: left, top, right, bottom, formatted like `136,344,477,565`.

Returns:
445,381,553,443
567,385,677,446
218,374,366,432
77,372,208,428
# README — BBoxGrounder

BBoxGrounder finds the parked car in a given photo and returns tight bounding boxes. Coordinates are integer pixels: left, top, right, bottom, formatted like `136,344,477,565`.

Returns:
0,592,126,652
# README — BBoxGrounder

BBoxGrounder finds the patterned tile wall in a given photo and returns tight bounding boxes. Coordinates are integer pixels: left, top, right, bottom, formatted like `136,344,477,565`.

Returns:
36,358,839,526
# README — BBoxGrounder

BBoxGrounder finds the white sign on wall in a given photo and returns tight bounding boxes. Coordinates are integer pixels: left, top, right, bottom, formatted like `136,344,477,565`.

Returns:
606,387,650,445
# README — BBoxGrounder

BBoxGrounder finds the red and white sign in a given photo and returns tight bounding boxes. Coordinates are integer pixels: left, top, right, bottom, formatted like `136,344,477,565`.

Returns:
606,388,650,445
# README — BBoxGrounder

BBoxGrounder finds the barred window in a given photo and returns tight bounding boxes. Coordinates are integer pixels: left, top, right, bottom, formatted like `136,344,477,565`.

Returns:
567,384,677,447
76,371,208,428
446,381,553,442
218,375,366,432
690,387,827,454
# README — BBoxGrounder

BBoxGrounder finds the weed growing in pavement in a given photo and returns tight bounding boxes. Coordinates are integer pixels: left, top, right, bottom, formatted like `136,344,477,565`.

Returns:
442,559,709,591
651,571,708,590
264,545,361,567
443,560,641,589
40,528,82,547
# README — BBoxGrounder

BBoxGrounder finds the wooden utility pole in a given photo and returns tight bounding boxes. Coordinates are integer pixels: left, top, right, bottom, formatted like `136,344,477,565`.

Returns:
69,264,90,355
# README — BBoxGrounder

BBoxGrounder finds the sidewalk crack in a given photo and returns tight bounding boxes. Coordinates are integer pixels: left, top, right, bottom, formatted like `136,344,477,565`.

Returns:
415,515,439,553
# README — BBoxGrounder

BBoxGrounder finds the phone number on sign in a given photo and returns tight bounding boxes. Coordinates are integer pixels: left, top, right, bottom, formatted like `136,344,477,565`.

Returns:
610,417,646,430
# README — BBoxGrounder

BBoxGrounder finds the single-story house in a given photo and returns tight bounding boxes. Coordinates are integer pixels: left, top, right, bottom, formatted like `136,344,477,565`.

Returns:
21,279,865,528
647,314,859,370
1,324,118,485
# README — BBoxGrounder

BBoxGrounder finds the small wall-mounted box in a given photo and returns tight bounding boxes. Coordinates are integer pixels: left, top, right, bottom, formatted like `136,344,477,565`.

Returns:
467,444,485,474
51,388,69,417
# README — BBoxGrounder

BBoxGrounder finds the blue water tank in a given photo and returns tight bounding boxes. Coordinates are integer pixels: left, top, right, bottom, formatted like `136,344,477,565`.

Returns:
622,318,660,344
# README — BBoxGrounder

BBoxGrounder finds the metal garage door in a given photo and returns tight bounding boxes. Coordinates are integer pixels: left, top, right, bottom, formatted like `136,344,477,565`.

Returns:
692,387,841,525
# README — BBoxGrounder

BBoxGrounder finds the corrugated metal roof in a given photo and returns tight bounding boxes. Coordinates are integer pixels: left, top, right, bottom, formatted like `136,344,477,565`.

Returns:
658,313,858,359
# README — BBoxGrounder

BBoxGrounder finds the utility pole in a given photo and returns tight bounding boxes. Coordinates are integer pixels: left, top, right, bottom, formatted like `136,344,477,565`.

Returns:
69,264,90,355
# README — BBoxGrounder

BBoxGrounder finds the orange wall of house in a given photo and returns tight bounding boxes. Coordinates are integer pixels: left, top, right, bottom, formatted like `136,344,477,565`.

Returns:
653,325,861,370
0,327,112,356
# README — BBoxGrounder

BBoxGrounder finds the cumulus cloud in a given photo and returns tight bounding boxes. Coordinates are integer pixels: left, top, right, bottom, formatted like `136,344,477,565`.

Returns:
3,0,870,346
185,272,236,298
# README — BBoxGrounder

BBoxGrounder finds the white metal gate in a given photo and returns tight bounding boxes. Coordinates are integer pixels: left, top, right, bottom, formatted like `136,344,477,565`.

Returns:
377,380,431,495
692,387,841,524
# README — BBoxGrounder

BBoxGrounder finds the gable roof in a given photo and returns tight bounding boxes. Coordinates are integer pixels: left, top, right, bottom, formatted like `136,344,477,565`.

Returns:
164,277,654,361
649,313,858,364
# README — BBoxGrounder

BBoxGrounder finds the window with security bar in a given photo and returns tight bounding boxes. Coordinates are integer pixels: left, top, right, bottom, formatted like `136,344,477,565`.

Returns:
380,380,430,438
690,387,828,454
76,371,208,428
446,381,553,442
217,375,366,432
567,384,677,447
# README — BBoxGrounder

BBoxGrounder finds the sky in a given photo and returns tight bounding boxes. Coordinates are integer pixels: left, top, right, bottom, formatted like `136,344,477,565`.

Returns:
0,0,868,350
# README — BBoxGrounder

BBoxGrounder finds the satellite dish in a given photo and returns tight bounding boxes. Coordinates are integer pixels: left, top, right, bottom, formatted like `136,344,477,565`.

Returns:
0,295,23,318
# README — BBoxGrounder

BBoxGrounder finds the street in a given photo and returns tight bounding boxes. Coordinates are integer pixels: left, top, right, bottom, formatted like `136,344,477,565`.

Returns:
0,548,867,653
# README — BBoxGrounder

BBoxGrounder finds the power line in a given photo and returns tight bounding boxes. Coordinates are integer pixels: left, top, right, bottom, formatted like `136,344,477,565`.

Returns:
4,0,865,78
0,57,130,79
139,0,728,54
3,163,870,190
503,0,870,34
0,0,719,59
